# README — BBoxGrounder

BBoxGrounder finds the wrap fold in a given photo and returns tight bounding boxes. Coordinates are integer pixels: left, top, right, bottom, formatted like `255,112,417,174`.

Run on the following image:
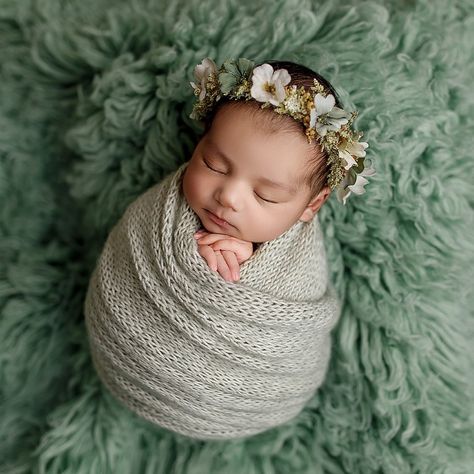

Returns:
84,161,342,440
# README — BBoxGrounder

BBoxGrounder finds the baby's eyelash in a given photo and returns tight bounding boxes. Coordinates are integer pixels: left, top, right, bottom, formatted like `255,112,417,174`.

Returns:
257,195,277,204
203,159,277,204
204,159,224,175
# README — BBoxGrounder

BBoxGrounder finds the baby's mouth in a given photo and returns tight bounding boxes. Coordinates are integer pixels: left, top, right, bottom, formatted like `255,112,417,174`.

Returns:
205,209,233,228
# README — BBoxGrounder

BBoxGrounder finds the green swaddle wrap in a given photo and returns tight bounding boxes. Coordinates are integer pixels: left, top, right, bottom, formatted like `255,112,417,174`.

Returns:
84,161,342,440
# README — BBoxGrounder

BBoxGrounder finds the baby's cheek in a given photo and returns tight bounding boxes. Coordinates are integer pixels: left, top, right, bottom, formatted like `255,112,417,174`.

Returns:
182,169,206,212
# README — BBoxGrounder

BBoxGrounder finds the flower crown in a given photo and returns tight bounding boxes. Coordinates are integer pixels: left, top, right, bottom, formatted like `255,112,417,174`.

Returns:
189,57,375,205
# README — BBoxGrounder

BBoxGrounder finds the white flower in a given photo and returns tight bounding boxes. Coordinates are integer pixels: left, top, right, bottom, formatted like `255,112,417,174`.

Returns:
336,174,352,205
250,64,291,106
309,93,351,136
336,161,376,205
350,140,369,157
338,140,369,170
348,172,370,195
338,150,358,171
348,162,376,195
190,58,218,101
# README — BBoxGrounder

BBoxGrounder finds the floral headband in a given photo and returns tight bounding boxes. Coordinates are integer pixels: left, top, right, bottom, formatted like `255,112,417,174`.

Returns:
189,57,376,205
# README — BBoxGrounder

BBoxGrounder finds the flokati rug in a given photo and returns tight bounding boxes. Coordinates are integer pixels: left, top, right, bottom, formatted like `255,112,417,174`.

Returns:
0,0,473,472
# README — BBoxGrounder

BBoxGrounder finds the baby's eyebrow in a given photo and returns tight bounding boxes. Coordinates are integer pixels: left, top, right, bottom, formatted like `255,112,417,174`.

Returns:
205,139,298,195
258,174,298,194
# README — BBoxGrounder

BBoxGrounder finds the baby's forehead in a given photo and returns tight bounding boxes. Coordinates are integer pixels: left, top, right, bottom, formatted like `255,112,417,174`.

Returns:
203,120,315,179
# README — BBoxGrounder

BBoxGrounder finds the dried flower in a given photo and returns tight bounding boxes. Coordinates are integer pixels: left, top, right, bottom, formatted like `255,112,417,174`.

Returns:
250,64,291,106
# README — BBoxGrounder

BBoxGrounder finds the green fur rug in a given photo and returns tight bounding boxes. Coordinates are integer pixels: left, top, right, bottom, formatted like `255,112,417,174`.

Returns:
1,0,473,472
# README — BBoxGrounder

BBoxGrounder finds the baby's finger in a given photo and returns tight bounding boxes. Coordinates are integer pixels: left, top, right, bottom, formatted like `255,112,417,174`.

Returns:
196,233,242,244
215,250,233,282
195,233,227,245
197,245,218,272
221,250,240,281
210,239,240,253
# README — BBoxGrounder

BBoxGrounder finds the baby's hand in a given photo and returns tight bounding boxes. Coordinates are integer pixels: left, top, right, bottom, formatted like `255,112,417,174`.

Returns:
194,230,254,282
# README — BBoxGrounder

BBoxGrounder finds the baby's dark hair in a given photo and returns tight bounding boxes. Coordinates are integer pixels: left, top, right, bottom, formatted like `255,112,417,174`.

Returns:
200,60,343,201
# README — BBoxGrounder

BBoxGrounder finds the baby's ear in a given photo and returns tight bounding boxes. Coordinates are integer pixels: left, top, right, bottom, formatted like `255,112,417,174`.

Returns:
299,186,331,222
299,208,315,222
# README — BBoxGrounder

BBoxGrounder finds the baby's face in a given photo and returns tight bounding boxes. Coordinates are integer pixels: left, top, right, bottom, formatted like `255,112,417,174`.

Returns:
182,104,328,243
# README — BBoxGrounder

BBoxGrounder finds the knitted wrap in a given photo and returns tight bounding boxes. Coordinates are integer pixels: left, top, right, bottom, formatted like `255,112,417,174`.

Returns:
84,161,342,440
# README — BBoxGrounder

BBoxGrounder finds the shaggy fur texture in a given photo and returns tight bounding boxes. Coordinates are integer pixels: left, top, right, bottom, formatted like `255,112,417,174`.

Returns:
0,0,473,472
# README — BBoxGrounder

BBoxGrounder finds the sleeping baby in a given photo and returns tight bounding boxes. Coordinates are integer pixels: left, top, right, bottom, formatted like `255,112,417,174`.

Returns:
184,58,374,282
83,57,375,441
182,94,331,283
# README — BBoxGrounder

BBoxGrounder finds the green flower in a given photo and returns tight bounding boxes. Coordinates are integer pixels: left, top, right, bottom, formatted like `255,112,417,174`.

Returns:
219,58,255,96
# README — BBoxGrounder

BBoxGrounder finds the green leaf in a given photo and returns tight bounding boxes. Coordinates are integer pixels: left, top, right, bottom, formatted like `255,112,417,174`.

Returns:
353,157,365,174
235,58,254,78
347,167,358,186
222,59,238,76
219,72,238,95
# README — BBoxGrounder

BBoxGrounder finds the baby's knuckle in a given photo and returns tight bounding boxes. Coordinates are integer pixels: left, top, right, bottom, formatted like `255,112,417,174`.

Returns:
220,266,231,278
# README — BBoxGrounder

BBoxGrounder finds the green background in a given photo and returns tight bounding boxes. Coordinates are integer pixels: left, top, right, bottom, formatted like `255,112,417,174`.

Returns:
1,0,473,472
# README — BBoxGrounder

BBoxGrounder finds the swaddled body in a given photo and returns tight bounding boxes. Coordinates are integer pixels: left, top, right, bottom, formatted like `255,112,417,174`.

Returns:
84,162,342,440
82,55,371,439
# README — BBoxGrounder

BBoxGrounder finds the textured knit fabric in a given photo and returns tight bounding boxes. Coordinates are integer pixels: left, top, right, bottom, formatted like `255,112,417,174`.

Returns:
84,161,342,440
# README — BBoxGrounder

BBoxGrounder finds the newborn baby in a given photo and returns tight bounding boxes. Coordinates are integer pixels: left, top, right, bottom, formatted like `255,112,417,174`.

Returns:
83,57,370,440
183,98,332,283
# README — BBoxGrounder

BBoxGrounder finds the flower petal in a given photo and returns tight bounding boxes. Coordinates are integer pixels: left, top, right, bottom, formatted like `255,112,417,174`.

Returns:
315,122,329,137
274,81,287,103
314,93,335,115
309,109,317,128
339,150,358,170
252,64,274,83
203,58,215,73
347,141,368,157
328,107,351,120
348,174,369,194
326,117,349,132
250,84,272,103
272,68,291,87
360,163,376,177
